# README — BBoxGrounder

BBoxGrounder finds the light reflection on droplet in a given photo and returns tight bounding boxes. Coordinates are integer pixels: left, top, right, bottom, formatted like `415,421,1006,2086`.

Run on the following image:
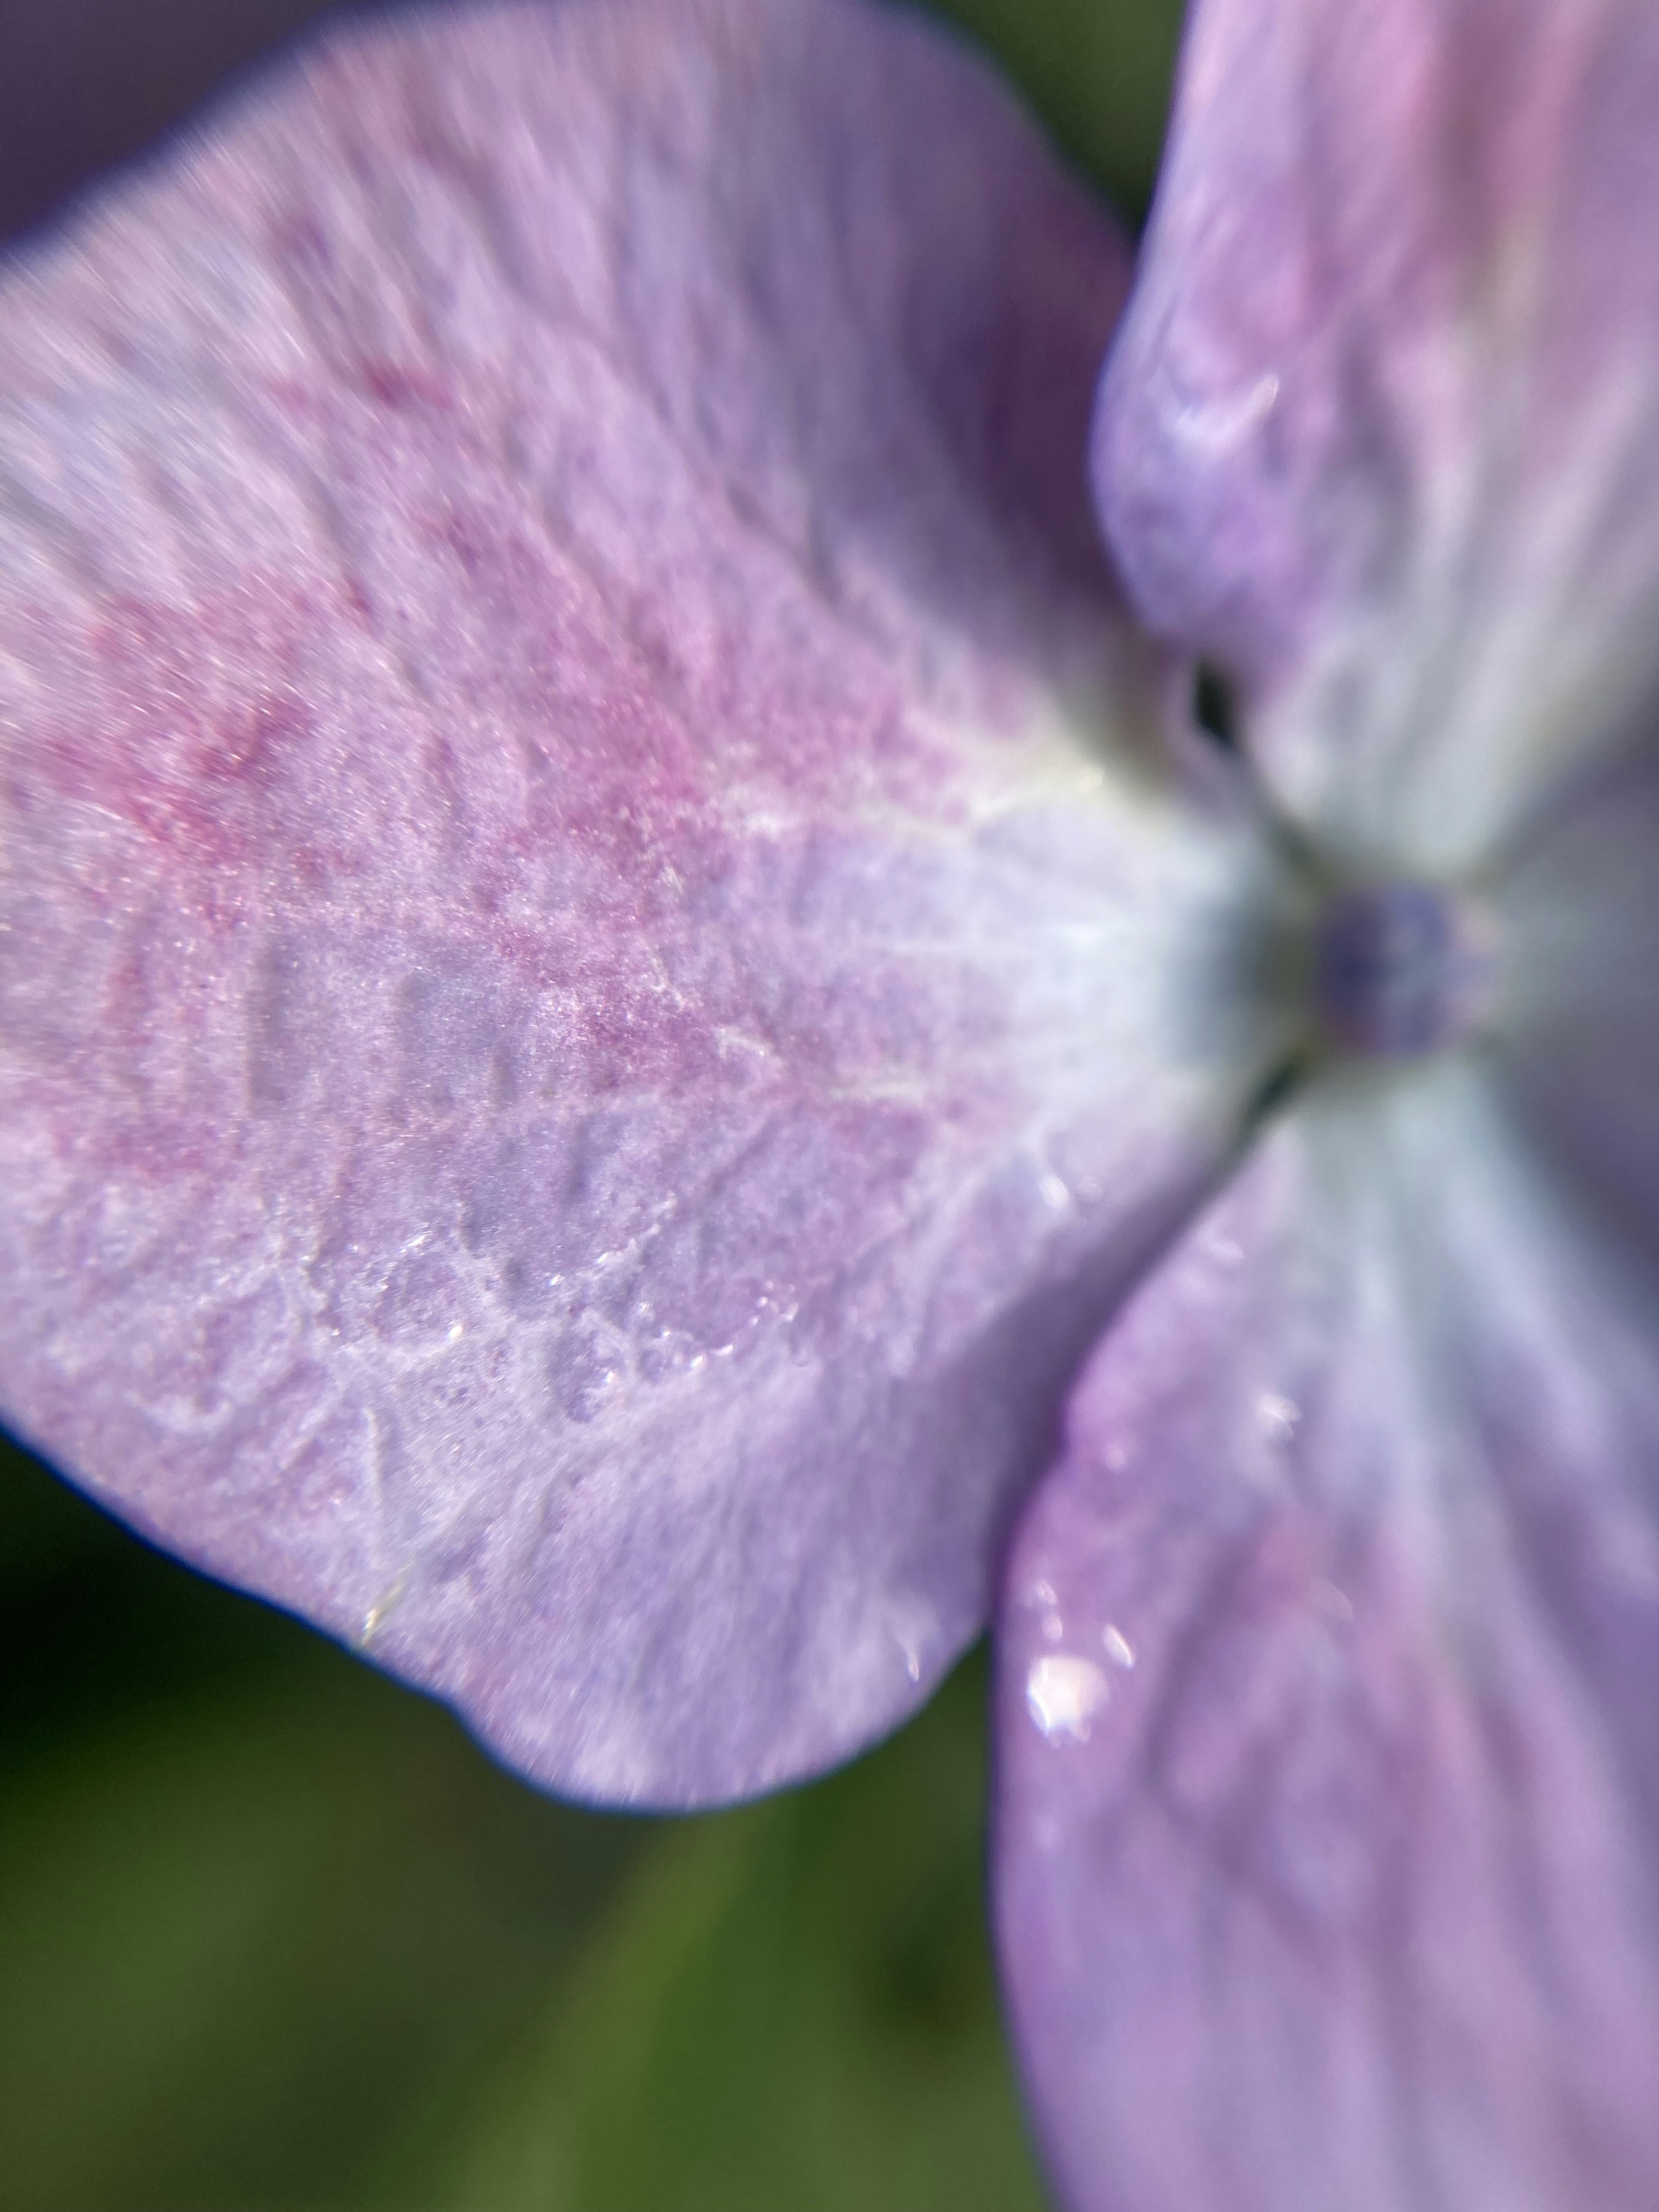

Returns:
1172,371,1281,450
1102,1624,1135,1670
1041,1611,1064,1643
1257,1390,1300,1442
1313,1579,1355,1625
1026,1654,1110,1742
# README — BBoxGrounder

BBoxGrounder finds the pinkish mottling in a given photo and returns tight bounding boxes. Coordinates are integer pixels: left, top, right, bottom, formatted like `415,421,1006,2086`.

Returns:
0,0,1280,1804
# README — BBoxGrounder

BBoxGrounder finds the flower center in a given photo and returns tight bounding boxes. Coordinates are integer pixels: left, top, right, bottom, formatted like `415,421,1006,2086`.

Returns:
1310,881,1490,1058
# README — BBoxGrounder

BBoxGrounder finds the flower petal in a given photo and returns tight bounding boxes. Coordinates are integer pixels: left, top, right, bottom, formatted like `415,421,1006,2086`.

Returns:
1497,737,1659,1262
996,1061,1659,2211
0,0,1284,1805
1095,0,1659,873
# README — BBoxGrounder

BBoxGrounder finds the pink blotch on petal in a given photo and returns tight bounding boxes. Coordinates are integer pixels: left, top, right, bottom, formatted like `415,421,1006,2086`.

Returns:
0,0,1281,1805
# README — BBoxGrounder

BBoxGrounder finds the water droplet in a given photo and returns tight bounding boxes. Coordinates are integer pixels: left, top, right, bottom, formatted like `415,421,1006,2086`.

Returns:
1257,1391,1300,1442
1313,1579,1354,1625
360,1562,412,1644
1173,372,1281,450
1102,1624,1135,1670
1041,1611,1064,1643
1026,1655,1110,1743
1022,1578,1058,1610
891,1611,932,1686
1038,1171,1071,1213
1104,1441,1130,1472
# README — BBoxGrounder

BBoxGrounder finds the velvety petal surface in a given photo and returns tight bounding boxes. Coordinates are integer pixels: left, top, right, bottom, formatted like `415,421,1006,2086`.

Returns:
1095,0,1659,874
0,0,1285,1805
996,1060,1659,2211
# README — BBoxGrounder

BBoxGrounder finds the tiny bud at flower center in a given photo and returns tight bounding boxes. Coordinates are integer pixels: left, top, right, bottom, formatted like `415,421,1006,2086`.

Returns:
1311,881,1490,1058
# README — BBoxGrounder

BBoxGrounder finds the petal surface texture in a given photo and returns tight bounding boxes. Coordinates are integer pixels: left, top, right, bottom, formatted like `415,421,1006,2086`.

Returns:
0,0,1282,1804
997,1062,1659,2212
1095,0,1659,874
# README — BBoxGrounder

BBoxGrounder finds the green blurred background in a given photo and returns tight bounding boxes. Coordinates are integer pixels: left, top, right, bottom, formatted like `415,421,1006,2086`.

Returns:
0,3,1185,2205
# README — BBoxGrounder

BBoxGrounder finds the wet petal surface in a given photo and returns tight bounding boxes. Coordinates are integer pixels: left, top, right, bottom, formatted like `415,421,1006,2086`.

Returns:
1095,0,1659,874
997,1061,1659,2211
0,0,1281,1804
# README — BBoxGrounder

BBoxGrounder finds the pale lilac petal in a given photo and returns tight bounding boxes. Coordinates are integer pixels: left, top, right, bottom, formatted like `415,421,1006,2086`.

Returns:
997,1063,1659,2211
1096,0,1659,874
0,0,1285,1805
1496,740,1659,1259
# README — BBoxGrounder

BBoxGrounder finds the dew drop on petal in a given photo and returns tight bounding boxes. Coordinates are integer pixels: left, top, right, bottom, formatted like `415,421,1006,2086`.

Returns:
1257,1391,1300,1442
1172,371,1281,451
1313,1578,1355,1625
1026,1655,1110,1742
1039,1172,1072,1213
1101,1624,1136,1670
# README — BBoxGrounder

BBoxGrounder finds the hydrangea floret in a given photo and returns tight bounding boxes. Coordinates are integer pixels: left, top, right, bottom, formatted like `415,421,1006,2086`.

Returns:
3,1,1658,2204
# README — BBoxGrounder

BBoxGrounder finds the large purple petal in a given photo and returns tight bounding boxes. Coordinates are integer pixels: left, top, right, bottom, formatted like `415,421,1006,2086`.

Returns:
1096,0,1659,874
0,0,1285,1805
996,1063,1659,2211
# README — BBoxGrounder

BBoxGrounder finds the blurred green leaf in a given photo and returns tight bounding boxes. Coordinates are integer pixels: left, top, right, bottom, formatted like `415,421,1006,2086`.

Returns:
1,1448,1051,2212
436,1649,1045,2212
918,0,1186,217
1,1444,646,2212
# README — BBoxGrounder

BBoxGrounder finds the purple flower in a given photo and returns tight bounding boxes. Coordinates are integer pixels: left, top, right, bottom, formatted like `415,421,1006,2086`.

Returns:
3,0,1658,2203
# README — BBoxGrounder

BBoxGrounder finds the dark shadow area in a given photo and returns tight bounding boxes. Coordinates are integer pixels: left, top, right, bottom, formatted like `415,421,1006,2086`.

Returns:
1192,659,1239,754
0,0,340,248
0,0,1183,255
0,1432,1051,2211
0,1425,647,2208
